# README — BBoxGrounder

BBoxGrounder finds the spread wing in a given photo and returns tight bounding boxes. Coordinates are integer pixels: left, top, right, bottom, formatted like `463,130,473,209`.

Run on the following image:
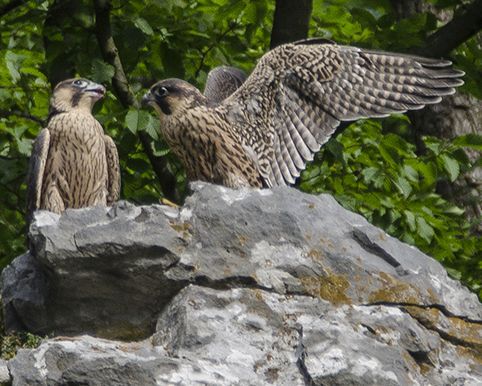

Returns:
103,135,120,205
26,128,50,223
203,66,247,104
221,39,464,187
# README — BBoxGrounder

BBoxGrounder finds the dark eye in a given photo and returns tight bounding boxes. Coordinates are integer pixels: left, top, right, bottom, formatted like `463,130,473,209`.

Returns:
73,79,87,87
155,86,169,97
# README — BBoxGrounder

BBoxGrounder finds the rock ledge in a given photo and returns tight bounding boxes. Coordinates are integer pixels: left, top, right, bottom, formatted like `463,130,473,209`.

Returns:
2,183,481,385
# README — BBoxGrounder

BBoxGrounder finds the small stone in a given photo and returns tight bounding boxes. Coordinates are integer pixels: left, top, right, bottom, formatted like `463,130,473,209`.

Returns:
0,360,10,384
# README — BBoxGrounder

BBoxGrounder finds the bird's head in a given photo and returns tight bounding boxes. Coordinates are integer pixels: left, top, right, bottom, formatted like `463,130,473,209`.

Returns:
142,79,206,119
50,78,106,114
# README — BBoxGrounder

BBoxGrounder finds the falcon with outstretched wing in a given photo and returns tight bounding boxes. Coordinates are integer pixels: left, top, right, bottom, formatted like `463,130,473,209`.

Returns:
143,39,463,188
26,78,120,223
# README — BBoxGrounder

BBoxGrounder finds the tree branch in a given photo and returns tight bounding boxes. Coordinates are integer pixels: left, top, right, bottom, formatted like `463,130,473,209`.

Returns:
415,0,482,57
92,0,179,202
0,0,23,18
0,109,44,126
270,0,313,49
194,22,239,78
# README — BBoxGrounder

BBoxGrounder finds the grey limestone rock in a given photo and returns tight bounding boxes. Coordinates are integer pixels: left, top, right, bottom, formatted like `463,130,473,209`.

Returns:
0,359,9,385
2,183,481,385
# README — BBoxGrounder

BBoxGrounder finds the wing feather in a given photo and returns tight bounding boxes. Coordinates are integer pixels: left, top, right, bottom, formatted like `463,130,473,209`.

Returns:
283,91,318,156
204,66,247,104
26,129,50,223
268,132,284,187
275,132,293,185
103,135,120,205
279,125,298,183
221,41,463,186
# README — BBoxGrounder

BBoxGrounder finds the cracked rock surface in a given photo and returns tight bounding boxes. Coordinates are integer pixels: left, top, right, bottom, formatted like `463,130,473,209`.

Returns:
2,183,481,385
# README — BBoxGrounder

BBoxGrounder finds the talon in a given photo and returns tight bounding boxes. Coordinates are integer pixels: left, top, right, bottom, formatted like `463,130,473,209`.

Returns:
160,197,179,208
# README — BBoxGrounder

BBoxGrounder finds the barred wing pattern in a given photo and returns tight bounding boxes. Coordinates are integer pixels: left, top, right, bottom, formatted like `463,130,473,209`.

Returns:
104,135,121,205
204,66,247,104
223,39,464,187
26,128,50,223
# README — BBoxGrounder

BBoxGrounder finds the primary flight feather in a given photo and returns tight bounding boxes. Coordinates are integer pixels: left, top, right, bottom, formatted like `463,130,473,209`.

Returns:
143,39,464,188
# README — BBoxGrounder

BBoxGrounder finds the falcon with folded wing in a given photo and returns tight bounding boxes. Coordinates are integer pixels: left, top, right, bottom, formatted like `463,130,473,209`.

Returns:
27,78,120,223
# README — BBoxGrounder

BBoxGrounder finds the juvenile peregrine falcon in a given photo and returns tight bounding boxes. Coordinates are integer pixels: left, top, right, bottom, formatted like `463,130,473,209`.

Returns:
143,39,464,188
26,78,120,222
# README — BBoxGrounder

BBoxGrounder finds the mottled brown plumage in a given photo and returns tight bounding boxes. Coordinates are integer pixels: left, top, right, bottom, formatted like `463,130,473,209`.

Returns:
203,66,247,104
26,78,120,222
143,39,464,188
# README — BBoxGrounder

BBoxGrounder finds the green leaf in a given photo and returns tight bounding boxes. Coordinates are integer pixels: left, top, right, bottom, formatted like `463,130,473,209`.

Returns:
90,59,115,83
125,110,140,134
16,138,32,156
424,137,441,155
382,133,410,154
416,216,435,244
218,1,247,19
326,138,345,162
404,210,416,232
139,111,159,140
444,206,465,216
134,17,154,35
403,164,418,183
19,66,46,79
125,109,159,138
452,134,482,150
378,143,396,166
126,157,151,173
393,176,412,198
440,154,460,182
415,161,437,188
5,51,21,82
152,146,171,157
445,267,462,280
361,166,378,183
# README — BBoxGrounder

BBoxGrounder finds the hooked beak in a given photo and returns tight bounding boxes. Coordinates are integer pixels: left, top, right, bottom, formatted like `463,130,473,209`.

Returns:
84,83,106,99
142,91,154,108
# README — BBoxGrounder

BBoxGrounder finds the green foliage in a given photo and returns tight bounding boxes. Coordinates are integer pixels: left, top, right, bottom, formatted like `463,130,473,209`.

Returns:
312,0,440,50
0,332,43,360
0,0,480,299
0,2,50,263
453,38,482,99
300,120,482,296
